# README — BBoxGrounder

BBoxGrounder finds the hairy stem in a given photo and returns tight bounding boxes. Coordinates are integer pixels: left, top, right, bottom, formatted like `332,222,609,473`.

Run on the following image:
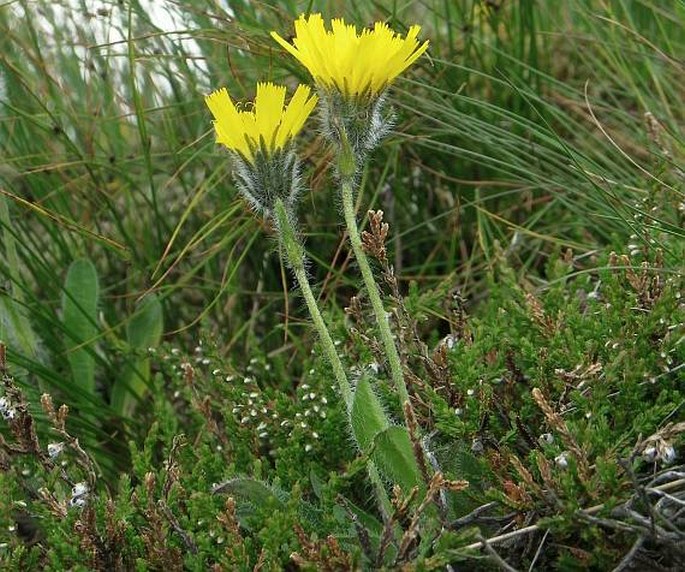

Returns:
273,198,392,516
339,175,411,409
273,199,352,406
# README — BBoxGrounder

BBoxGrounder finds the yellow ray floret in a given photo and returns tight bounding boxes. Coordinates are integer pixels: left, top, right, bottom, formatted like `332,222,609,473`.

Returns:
271,14,429,97
205,82,318,161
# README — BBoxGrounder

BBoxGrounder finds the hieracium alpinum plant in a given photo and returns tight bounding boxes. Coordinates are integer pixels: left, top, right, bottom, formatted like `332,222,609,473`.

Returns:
272,14,429,421
204,81,356,404
206,14,434,513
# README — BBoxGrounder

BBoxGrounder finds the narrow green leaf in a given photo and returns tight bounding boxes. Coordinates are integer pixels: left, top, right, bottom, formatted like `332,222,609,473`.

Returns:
126,294,163,350
111,294,163,417
350,373,390,453
0,194,42,364
212,477,285,507
62,258,99,396
372,426,422,492
212,477,321,531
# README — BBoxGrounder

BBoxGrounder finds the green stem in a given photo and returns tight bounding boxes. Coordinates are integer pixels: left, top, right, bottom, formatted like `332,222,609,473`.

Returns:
340,178,411,408
273,198,391,517
274,199,352,407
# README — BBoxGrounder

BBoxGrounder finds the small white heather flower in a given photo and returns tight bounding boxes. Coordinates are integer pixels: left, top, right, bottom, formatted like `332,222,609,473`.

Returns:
661,445,676,465
555,452,569,469
471,438,484,455
71,482,88,497
69,496,87,509
538,433,554,446
47,442,65,459
2,408,17,421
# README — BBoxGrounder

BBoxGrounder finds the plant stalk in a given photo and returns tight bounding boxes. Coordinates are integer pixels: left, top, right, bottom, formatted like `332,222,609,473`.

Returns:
273,199,352,406
338,150,411,409
273,197,392,517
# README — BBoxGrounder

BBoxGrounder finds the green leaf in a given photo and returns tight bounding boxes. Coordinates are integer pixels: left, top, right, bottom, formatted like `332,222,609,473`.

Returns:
0,194,42,364
372,426,422,492
350,373,390,453
350,375,422,492
61,258,99,396
111,294,163,417
212,477,285,507
0,296,41,365
212,477,284,531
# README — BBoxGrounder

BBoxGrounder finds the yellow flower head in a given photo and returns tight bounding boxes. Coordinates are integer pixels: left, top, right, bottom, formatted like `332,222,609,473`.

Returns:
271,14,429,97
205,82,318,162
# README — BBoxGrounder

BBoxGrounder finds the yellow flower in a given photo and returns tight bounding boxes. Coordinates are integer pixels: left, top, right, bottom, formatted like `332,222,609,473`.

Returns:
271,14,429,97
205,82,318,162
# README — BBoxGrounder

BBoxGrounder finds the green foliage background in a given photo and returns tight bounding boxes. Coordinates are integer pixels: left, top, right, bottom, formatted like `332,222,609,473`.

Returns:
0,0,682,569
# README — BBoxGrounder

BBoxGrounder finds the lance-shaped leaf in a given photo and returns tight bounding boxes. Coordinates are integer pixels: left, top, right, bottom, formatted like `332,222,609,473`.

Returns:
62,258,99,397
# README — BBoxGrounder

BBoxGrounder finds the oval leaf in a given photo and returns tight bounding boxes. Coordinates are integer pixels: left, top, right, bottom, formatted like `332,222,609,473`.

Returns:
62,258,99,396
350,373,390,453
111,294,163,417
372,426,422,492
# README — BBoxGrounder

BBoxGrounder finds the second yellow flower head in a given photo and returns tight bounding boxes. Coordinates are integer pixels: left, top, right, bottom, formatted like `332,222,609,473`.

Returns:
272,14,429,98
205,82,317,162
